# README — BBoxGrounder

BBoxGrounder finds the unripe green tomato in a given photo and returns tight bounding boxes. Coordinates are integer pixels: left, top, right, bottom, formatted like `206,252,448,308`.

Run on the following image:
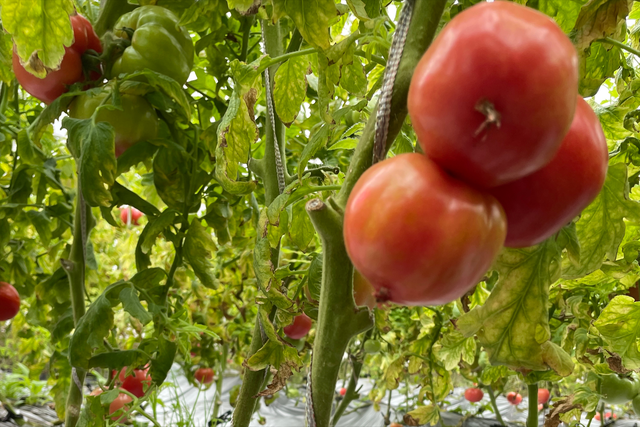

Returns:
599,374,640,404
364,340,381,354
69,91,159,157
633,394,640,416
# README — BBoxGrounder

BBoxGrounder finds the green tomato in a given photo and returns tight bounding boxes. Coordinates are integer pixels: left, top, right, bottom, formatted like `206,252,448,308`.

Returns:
364,340,381,354
599,374,640,404
69,90,159,157
112,5,194,84
633,394,640,416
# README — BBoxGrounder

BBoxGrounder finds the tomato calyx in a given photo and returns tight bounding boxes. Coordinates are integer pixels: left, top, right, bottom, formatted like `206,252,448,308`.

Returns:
474,98,502,139
374,287,392,304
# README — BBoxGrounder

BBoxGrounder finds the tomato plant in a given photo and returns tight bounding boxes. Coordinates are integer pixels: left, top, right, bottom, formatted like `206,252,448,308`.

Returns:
489,97,608,247
111,6,194,84
194,367,214,385
13,14,102,104
68,89,159,157
464,388,483,403
283,314,312,340
120,206,143,226
538,388,550,405
506,392,522,405
344,153,506,305
408,1,578,188
0,282,20,321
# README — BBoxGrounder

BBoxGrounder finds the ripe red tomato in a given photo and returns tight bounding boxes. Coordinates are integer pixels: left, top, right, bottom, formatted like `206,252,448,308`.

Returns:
595,412,616,421
339,387,347,396
353,270,377,309
464,388,484,403
390,424,403,427
120,206,143,226
538,403,543,411
109,393,133,422
408,2,578,188
283,313,312,340
13,14,102,104
538,388,550,405
194,368,214,385
0,282,20,321
507,392,523,405
489,97,608,248
118,368,151,398
344,154,506,306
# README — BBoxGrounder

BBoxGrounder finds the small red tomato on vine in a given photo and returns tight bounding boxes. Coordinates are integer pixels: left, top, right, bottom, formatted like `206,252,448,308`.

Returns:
13,14,102,104
109,393,133,422
0,282,20,321
120,206,143,226
339,387,347,397
489,97,608,248
538,404,543,411
408,1,578,188
464,388,484,403
344,153,506,306
283,313,312,340
538,388,550,405
119,368,151,398
507,392,522,405
194,368,214,385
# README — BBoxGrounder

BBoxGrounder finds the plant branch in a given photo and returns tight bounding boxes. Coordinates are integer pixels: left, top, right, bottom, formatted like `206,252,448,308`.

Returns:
306,198,373,427
331,349,366,426
598,37,640,58
335,0,448,208
527,383,538,427
487,386,506,426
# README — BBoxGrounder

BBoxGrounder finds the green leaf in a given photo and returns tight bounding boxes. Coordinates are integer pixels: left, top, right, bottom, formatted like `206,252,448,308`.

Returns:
282,0,336,50
16,130,44,166
572,0,632,51
383,356,404,390
88,349,148,370
0,32,14,83
435,330,476,371
340,57,367,97
130,268,166,290
594,295,640,370
539,0,584,33
458,241,571,374
62,117,116,207
153,147,190,210
562,163,640,278
578,42,623,97
346,0,372,21
298,124,330,179
273,56,309,125
150,336,177,385
184,219,217,289
227,0,260,14
26,210,52,246
121,70,191,121
288,200,315,250
119,287,153,325
328,138,359,151
140,210,178,254
407,405,439,426
2,0,74,75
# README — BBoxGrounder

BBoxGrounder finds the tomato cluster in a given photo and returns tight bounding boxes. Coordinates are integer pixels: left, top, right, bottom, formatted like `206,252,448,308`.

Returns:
344,2,607,307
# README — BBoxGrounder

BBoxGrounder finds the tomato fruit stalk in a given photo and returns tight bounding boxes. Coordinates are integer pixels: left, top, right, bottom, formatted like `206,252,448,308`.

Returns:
344,153,506,306
13,14,103,104
0,282,20,321
408,1,578,188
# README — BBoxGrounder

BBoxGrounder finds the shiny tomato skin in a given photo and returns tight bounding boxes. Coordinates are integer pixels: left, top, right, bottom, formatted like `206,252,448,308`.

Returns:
408,2,578,188
13,15,102,104
489,97,608,248
283,313,312,340
194,368,215,385
507,392,522,405
538,388,550,405
0,282,20,321
119,369,151,398
344,154,506,306
120,206,143,226
464,388,484,403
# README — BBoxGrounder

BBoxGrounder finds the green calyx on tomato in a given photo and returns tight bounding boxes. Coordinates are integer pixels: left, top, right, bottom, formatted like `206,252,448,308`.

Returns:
599,374,640,404
68,89,159,157
408,1,578,189
111,5,194,84
344,153,506,306
13,14,103,104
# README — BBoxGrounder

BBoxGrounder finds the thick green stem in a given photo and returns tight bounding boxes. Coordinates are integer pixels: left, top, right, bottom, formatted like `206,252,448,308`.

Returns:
487,386,505,426
94,0,136,36
307,199,372,427
334,0,448,208
232,20,289,427
527,383,538,427
63,183,91,427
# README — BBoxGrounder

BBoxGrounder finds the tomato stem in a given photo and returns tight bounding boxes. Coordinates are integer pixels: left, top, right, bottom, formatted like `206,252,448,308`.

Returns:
334,0,448,209
487,386,506,426
527,383,539,427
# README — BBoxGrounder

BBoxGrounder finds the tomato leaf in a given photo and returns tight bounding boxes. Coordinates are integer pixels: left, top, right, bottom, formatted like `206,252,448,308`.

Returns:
572,0,632,51
119,287,153,325
228,0,260,14
88,349,148,370
340,57,367,97
149,336,177,385
578,42,622,97
538,1,583,33
298,124,330,179
2,0,74,75
278,0,336,50
273,56,309,126
562,163,640,278
458,241,572,374
594,295,640,369
184,219,218,289
435,330,476,371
